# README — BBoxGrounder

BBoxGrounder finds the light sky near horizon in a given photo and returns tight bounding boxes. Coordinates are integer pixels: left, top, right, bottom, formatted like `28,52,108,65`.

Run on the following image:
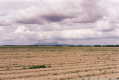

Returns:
0,0,119,45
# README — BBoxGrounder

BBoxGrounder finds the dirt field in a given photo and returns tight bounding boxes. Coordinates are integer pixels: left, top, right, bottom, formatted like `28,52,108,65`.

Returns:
0,46,119,80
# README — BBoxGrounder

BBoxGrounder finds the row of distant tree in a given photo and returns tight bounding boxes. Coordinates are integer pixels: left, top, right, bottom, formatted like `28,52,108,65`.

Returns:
67,45,119,47
92,45,119,47
1,45,119,47
65,45,119,47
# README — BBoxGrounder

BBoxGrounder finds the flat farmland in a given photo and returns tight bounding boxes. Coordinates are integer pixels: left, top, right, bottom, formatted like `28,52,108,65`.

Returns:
0,46,119,80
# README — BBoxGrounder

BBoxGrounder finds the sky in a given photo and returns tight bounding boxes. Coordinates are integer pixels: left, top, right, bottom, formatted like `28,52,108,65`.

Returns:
0,0,119,45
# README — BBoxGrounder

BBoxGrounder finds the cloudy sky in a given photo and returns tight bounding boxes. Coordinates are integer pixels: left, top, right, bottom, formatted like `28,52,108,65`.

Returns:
0,0,119,45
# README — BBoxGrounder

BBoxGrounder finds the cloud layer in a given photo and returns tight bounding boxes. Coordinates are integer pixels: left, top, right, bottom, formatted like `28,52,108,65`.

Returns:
0,0,119,45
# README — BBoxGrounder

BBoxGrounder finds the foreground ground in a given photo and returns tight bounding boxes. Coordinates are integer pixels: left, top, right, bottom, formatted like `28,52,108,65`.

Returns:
0,46,119,80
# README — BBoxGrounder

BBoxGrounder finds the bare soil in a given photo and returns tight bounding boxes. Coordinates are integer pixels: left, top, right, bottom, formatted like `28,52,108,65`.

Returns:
0,47,119,80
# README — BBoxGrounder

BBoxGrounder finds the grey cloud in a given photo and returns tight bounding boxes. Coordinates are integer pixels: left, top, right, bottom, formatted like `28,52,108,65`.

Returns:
16,14,72,24
16,18,43,24
41,14,70,22
13,0,101,24
0,0,119,45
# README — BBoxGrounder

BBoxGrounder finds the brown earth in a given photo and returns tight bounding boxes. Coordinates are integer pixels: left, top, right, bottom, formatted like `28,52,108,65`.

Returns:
0,46,119,80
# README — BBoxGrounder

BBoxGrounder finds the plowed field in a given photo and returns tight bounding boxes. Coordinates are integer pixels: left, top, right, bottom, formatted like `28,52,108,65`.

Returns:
0,46,119,80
